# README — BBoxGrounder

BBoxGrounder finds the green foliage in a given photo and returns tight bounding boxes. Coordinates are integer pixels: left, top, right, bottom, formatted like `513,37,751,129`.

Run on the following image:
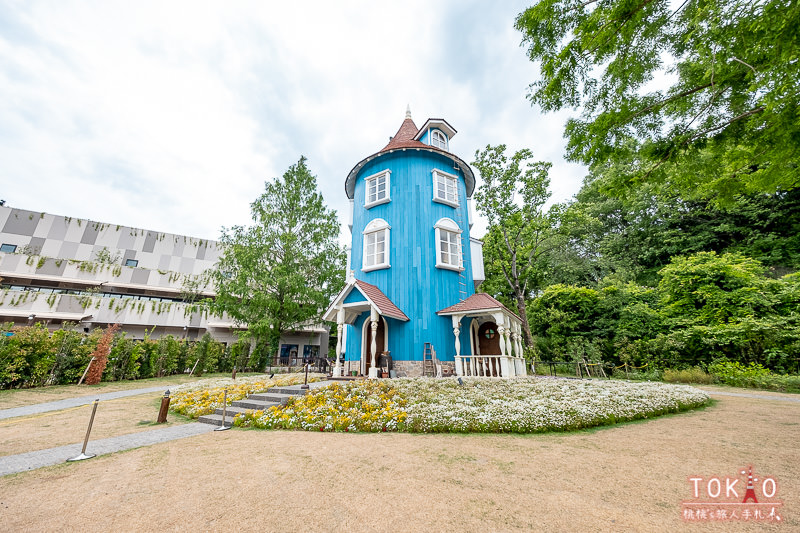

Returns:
663,367,714,385
706,360,800,392
0,323,54,388
188,333,223,376
529,252,799,371
212,156,345,359
516,0,800,201
48,327,100,385
553,169,800,286
472,144,553,345
105,333,142,381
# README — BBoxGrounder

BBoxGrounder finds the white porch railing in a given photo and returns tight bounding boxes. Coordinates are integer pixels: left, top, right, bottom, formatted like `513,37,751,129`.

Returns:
454,355,527,378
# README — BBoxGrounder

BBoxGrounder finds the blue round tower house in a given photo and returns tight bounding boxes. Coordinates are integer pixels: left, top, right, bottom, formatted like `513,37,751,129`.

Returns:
325,109,525,378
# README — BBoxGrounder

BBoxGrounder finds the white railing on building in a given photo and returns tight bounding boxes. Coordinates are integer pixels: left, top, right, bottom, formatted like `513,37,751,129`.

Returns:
454,354,527,378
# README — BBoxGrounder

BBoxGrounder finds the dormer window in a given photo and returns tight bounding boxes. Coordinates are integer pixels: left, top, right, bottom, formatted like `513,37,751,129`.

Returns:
362,218,390,272
432,169,459,207
364,170,390,208
434,218,463,271
431,129,448,150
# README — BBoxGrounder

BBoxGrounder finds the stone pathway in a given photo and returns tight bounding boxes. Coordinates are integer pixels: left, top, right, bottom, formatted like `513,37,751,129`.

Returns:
0,386,170,420
0,423,214,477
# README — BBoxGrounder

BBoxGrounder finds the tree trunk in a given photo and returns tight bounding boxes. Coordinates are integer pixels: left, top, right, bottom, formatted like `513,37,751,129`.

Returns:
514,290,535,349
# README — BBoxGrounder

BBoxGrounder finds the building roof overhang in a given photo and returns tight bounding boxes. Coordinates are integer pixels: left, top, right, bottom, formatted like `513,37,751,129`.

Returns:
325,279,409,324
413,118,457,141
437,293,522,323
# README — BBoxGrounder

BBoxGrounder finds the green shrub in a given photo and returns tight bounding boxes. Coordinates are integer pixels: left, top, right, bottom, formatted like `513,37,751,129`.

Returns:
663,367,714,384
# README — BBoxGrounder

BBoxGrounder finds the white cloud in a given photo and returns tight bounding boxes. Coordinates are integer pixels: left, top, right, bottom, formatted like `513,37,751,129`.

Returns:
0,0,586,243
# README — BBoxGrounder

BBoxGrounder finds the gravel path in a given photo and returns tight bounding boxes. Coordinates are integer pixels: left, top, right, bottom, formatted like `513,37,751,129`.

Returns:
701,389,800,402
0,386,169,420
0,423,214,477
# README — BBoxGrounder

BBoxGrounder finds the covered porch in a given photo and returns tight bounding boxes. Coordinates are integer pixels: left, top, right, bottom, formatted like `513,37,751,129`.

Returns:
324,279,409,378
437,293,527,378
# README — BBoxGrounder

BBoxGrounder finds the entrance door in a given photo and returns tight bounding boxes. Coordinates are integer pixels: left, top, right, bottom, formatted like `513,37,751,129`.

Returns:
478,322,501,377
478,322,500,354
364,318,385,375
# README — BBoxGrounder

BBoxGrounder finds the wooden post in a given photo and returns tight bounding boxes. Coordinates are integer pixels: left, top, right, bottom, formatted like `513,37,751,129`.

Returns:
157,390,171,423
77,357,96,385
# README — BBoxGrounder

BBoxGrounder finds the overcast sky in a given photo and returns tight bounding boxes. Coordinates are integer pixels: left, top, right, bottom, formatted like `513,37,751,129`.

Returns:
0,0,586,242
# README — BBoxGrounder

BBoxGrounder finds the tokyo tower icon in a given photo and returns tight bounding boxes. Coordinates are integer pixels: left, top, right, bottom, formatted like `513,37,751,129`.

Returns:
742,466,758,503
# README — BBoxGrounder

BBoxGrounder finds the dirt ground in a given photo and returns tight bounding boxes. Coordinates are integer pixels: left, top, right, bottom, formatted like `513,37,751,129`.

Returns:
0,373,259,409
0,393,186,457
0,385,796,532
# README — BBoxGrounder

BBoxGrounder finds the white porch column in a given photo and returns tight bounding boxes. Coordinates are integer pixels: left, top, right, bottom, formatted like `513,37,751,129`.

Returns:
452,315,463,377
333,307,344,377
368,306,379,378
494,313,506,357
504,316,513,361
452,315,461,357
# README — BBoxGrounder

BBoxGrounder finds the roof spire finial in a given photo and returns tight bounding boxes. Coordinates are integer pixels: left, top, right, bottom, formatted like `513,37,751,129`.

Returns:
405,104,412,119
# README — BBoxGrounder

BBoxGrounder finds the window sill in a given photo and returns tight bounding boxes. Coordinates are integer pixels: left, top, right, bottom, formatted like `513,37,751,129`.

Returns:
433,197,459,208
435,262,464,272
364,197,390,209
362,263,391,273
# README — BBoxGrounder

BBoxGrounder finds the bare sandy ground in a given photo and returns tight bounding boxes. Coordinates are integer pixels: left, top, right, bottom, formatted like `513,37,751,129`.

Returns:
0,393,183,457
0,373,258,409
0,388,796,532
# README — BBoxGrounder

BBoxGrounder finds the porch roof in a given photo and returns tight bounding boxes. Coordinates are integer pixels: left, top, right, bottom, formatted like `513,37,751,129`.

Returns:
436,293,521,323
324,279,409,324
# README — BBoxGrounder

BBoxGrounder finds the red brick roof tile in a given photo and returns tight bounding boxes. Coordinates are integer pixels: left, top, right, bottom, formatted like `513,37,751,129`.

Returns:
437,293,521,321
354,280,409,321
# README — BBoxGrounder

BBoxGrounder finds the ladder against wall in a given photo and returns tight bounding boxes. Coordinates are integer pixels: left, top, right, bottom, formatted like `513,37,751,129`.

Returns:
423,343,439,377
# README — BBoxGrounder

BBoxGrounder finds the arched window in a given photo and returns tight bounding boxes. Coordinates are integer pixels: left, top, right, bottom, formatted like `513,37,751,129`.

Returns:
362,218,390,272
431,129,448,150
434,218,462,271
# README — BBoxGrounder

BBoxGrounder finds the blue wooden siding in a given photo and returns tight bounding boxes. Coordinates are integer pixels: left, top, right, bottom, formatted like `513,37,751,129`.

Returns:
345,149,476,362
343,289,367,305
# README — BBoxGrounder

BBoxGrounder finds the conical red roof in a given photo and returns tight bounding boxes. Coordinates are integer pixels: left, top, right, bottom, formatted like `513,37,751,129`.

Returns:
381,117,428,152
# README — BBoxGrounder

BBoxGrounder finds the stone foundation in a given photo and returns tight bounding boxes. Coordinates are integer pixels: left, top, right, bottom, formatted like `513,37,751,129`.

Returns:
341,360,456,378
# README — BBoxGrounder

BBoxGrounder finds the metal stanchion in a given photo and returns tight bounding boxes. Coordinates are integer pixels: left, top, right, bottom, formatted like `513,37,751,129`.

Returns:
301,362,310,390
157,389,171,423
215,388,231,431
67,399,99,461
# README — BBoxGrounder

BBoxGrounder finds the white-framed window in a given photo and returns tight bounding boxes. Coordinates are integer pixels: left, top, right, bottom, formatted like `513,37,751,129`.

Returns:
364,170,391,208
434,218,463,271
362,218,390,272
432,169,459,207
431,129,448,150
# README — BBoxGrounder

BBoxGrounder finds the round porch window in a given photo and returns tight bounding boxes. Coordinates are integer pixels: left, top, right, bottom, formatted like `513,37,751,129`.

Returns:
484,328,496,339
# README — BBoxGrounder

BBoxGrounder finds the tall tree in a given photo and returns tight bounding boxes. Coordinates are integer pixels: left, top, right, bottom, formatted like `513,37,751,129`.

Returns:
473,145,553,347
515,0,800,201
212,157,345,363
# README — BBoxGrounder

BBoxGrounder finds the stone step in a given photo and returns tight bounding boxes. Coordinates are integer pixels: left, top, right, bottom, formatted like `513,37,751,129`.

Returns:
246,392,295,404
197,413,234,427
232,398,281,410
212,405,262,418
197,381,336,426
266,386,311,396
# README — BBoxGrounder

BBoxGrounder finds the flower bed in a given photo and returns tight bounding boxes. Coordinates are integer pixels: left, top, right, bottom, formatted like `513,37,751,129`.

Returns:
233,377,710,433
169,373,324,418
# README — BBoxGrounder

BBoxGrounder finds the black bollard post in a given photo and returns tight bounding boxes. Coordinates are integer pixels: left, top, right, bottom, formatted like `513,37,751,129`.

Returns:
301,362,310,390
